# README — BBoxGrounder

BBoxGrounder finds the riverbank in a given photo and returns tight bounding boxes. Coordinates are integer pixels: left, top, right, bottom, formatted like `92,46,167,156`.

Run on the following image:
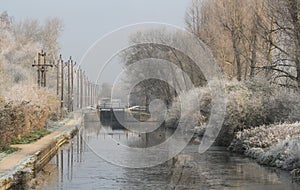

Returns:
228,122,300,182
0,111,83,190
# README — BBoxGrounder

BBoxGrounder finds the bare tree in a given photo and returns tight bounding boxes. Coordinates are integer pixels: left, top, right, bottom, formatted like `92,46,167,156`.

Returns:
256,0,300,88
185,0,266,81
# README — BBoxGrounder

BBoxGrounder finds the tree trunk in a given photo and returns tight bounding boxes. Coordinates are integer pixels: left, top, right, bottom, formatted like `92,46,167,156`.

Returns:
288,0,300,88
232,30,242,81
250,14,258,80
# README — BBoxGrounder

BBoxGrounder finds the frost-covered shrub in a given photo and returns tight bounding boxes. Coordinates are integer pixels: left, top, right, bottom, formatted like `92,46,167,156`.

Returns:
165,86,212,129
0,101,24,150
225,80,300,129
291,169,300,182
0,103,56,151
229,122,300,153
213,80,268,145
224,81,266,129
215,80,300,145
263,90,300,123
165,79,300,146
0,84,58,151
257,137,300,170
228,115,300,171
237,136,300,171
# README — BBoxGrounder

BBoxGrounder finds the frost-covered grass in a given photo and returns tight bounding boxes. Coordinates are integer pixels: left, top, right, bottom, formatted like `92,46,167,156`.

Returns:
229,122,300,173
255,136,300,170
229,122,300,152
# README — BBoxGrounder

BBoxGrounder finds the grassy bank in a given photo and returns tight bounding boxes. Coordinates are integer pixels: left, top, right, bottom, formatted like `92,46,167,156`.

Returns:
11,128,50,145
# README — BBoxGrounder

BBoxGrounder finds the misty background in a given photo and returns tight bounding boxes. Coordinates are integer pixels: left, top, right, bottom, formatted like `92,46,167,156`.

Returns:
0,0,190,82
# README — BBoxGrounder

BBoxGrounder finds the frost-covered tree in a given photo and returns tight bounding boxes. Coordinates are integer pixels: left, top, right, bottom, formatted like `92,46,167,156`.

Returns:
121,29,207,107
0,11,63,102
185,0,300,89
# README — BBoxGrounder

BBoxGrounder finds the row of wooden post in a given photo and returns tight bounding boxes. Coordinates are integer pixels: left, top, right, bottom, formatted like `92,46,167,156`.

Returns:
33,50,100,119
76,66,100,110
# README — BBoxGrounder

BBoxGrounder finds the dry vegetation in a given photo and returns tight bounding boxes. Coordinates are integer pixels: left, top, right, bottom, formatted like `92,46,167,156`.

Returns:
0,12,62,151
0,88,58,151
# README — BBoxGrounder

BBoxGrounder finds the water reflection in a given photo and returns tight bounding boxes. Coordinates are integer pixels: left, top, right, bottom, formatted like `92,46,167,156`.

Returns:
39,112,300,190
86,111,194,168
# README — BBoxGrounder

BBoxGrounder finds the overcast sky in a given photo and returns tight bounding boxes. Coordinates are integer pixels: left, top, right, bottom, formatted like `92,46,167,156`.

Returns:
0,0,191,82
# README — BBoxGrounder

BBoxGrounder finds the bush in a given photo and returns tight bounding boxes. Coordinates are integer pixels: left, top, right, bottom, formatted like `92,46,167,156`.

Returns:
167,79,300,146
211,80,300,146
228,123,300,171
0,101,51,151
228,122,300,153
0,101,26,151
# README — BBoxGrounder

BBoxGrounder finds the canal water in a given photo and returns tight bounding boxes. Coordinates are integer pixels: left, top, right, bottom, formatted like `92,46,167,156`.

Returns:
38,112,300,190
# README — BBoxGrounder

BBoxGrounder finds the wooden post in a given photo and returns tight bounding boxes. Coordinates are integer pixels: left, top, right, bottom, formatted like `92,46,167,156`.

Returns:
60,149,64,182
96,84,99,105
32,50,52,87
67,58,71,112
37,53,41,86
67,148,70,179
84,76,87,108
71,61,75,111
84,74,88,108
61,58,64,119
77,133,79,162
80,69,83,109
56,152,59,168
70,141,74,180
55,56,61,119
87,81,90,106
77,67,80,109
43,52,47,87
91,83,94,106
88,81,91,106
82,73,85,108
80,135,83,162
93,83,95,105
56,56,61,97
